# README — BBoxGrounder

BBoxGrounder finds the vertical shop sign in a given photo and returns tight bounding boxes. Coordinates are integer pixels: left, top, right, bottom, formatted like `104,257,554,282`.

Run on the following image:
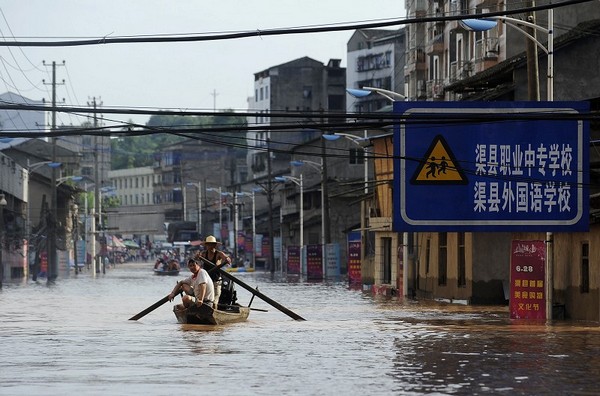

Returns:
347,231,361,284
287,246,300,275
306,244,323,280
510,240,546,320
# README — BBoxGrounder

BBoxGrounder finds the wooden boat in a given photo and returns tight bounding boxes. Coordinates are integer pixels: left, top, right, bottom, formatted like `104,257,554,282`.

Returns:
224,266,255,273
153,268,180,276
173,303,250,325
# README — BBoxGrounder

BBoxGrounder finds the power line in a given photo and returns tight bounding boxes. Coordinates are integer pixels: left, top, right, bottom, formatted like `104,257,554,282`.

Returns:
0,1,592,47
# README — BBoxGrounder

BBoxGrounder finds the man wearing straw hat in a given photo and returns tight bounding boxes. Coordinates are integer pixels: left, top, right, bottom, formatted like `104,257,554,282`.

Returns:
195,235,231,309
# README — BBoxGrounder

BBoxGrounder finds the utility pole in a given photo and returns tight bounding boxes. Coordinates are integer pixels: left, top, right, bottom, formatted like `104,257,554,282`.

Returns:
210,89,219,112
525,1,540,101
88,96,102,274
43,60,64,284
321,134,332,280
266,138,275,275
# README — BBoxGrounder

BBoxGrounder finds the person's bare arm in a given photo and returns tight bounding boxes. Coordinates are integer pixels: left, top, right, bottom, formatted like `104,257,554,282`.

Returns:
195,282,207,304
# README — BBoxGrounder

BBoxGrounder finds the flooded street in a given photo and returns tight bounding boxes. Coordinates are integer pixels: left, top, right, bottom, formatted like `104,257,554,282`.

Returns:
1,263,599,395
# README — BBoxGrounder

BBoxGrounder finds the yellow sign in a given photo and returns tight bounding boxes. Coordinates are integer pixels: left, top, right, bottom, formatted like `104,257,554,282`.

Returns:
411,135,468,185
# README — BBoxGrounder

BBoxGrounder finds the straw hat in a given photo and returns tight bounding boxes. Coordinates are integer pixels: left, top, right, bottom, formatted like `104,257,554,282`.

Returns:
204,235,219,244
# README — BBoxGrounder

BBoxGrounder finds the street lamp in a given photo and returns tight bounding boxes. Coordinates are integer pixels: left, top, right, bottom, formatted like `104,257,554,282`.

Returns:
460,12,554,100
461,12,555,319
56,175,84,187
466,12,554,319
0,193,6,288
237,188,261,269
221,191,238,258
206,187,222,241
346,86,406,102
346,86,410,295
275,175,303,276
186,182,202,237
289,159,326,278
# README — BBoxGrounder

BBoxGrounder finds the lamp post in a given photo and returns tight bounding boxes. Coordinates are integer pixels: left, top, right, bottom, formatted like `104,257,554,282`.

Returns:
207,187,222,240
461,11,554,319
186,182,202,237
0,193,6,288
322,131,370,282
346,86,409,295
275,175,303,276
237,189,260,269
460,13,553,100
71,203,79,275
221,191,238,261
289,159,324,278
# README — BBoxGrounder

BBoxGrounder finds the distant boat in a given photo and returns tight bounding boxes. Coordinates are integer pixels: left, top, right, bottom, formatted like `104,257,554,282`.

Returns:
173,303,250,325
153,269,180,276
224,267,255,273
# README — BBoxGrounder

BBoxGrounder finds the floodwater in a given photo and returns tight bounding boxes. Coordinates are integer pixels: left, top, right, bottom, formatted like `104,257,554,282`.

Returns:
1,263,599,396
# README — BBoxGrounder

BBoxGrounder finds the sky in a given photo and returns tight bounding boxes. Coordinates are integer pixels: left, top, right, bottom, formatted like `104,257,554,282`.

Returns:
0,1,406,127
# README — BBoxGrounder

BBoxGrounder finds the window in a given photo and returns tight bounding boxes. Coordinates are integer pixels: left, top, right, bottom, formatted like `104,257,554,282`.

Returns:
458,232,466,287
349,148,365,165
581,242,589,293
438,232,447,286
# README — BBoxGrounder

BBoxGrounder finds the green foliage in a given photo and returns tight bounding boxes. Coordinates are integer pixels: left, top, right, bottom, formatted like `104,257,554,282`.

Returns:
111,112,247,170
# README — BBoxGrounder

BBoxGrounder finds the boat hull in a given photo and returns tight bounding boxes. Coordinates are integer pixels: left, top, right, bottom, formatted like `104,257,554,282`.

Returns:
173,303,250,325
154,269,180,276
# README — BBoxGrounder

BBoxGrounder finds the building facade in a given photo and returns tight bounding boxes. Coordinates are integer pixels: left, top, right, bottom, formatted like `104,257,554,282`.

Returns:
361,0,600,320
346,28,406,112
246,57,346,181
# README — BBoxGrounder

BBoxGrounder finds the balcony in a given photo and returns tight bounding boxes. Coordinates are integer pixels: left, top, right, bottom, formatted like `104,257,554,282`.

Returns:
405,47,427,73
426,79,445,99
425,33,444,56
475,37,500,60
449,60,474,82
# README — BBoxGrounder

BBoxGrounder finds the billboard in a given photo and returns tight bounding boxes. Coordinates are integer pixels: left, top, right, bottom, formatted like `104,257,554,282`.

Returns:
393,101,589,232
509,240,546,320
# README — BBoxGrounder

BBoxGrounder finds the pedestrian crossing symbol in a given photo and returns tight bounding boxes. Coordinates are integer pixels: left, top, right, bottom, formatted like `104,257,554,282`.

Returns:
410,135,468,185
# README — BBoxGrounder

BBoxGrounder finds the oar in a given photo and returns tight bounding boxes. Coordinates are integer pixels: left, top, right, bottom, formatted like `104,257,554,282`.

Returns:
129,295,171,321
129,260,227,321
196,255,306,321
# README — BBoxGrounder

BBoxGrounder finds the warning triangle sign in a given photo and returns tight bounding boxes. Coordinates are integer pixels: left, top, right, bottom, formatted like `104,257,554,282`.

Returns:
410,135,468,185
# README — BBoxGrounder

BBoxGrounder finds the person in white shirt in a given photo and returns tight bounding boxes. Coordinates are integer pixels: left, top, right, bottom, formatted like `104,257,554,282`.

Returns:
168,259,214,308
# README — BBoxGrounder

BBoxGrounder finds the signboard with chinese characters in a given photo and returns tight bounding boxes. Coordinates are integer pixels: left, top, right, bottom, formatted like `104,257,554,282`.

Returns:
287,245,300,275
325,243,341,278
393,101,589,231
509,240,546,320
306,244,323,280
347,232,361,284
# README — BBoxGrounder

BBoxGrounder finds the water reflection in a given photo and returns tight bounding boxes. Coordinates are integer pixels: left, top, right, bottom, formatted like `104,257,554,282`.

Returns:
0,263,599,395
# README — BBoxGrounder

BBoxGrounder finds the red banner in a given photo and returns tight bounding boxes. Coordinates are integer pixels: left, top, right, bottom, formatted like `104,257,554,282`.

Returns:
287,246,300,275
347,240,361,284
510,240,546,320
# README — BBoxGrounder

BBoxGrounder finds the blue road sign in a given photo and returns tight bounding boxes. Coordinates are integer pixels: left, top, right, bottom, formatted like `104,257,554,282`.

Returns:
393,101,589,232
